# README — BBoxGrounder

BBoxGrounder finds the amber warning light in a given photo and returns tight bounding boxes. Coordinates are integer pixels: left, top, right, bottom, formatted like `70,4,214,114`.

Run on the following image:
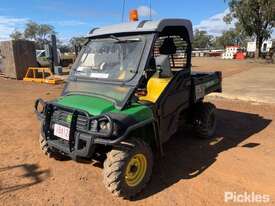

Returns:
129,9,139,22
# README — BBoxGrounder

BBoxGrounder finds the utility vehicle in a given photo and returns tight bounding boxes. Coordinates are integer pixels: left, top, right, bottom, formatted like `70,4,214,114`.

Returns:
35,18,222,199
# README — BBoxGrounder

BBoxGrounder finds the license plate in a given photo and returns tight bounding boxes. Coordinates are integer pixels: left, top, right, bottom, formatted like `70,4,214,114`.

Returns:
54,124,70,141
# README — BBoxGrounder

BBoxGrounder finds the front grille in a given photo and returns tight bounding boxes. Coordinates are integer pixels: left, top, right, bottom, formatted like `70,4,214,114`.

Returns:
52,110,70,126
77,115,88,130
51,110,89,130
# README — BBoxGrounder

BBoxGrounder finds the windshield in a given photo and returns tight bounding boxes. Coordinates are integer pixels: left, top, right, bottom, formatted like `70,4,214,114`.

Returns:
65,35,149,107
72,35,145,81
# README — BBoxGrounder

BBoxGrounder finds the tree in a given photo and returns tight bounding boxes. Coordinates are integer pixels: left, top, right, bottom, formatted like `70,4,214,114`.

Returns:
224,0,275,58
10,30,24,41
70,37,87,47
24,21,56,48
24,21,39,41
192,29,214,49
58,44,71,53
215,28,248,48
37,24,55,45
70,37,87,54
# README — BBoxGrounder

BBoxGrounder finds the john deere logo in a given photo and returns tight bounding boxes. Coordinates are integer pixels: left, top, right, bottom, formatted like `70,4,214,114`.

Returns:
66,114,72,123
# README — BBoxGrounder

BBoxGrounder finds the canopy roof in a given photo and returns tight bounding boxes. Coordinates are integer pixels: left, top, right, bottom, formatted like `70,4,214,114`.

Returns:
88,18,193,41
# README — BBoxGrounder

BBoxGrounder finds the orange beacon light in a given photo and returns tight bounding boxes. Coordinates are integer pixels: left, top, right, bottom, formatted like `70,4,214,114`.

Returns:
129,9,139,22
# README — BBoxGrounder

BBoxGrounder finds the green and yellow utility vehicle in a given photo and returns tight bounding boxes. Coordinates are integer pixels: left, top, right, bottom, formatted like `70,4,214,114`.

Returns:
35,18,222,199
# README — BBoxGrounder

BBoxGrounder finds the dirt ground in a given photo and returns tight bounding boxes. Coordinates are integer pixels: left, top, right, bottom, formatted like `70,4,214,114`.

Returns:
1,58,275,206
192,57,268,77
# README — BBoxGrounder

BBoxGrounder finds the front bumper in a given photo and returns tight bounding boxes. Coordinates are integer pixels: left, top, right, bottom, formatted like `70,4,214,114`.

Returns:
45,132,95,160
40,102,98,160
36,99,154,160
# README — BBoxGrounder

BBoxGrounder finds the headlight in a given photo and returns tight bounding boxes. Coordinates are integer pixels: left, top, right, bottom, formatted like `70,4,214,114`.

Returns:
89,115,114,137
98,119,112,137
99,121,111,131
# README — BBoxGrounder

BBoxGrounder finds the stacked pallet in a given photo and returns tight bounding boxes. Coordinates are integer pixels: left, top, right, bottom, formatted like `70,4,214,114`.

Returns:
0,40,37,80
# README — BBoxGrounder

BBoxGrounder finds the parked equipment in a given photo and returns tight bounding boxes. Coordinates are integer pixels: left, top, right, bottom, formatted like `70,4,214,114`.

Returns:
34,18,222,199
23,67,64,84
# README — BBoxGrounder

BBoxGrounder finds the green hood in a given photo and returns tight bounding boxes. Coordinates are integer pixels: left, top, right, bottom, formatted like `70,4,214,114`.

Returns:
57,95,115,116
56,95,153,122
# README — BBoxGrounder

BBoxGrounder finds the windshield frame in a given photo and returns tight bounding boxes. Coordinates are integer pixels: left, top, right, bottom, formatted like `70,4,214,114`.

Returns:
63,33,156,109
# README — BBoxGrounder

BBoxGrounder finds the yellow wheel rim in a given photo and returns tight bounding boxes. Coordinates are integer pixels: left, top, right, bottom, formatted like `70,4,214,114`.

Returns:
125,154,147,187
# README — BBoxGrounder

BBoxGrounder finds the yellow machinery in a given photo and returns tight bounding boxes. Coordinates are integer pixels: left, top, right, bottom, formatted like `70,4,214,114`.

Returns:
23,67,64,84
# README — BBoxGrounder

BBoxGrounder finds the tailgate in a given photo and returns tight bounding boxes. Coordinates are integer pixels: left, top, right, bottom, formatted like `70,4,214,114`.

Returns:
192,71,222,101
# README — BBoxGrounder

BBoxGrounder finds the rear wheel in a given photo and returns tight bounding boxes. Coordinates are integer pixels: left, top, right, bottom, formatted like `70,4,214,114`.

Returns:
103,138,153,199
192,102,217,139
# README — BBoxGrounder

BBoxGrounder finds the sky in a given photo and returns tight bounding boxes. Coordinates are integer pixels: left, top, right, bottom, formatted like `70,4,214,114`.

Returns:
0,0,258,42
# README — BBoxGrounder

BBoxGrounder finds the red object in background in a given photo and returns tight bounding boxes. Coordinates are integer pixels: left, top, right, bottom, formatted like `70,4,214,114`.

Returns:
235,52,246,60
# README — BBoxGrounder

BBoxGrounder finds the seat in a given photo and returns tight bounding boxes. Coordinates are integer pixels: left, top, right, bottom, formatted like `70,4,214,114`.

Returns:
139,37,176,103
139,75,172,103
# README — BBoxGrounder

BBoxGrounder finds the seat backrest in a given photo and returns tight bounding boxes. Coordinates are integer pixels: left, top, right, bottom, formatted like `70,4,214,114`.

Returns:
155,55,173,78
155,37,176,78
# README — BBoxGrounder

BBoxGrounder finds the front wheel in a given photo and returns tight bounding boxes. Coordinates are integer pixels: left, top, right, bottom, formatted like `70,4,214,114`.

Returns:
192,102,217,139
103,138,153,199
39,134,67,160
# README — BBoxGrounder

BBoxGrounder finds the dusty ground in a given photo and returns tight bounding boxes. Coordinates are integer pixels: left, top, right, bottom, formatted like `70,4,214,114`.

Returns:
211,65,275,104
194,57,275,104
192,57,268,77
1,58,275,206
